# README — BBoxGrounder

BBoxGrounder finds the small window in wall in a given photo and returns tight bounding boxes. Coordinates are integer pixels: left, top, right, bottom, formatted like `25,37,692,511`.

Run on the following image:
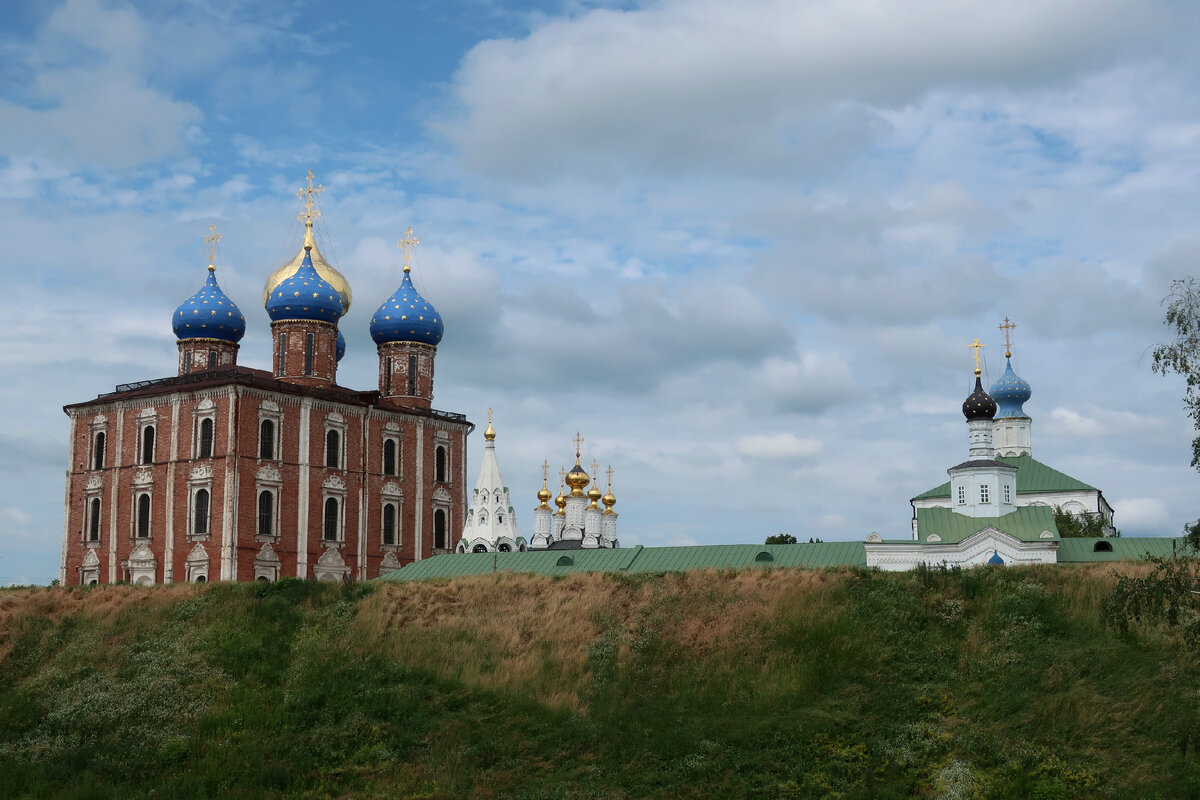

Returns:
1094,540,1113,552
385,356,392,394
326,430,340,469
382,503,396,545
323,498,339,541
257,491,274,537
755,551,775,563
434,508,447,549
435,446,447,483
278,333,287,374
141,426,156,465
957,485,966,505
193,489,210,535
304,333,315,376
259,419,275,460
195,575,207,583
136,494,151,538
92,432,106,470
88,498,101,541
198,417,214,459
1003,484,1012,504
383,439,397,476
207,350,217,369
556,555,574,567
980,484,990,504
407,354,417,395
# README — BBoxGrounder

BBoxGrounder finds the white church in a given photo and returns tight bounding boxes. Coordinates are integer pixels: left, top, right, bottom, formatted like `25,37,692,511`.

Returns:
865,329,1115,570
456,420,620,553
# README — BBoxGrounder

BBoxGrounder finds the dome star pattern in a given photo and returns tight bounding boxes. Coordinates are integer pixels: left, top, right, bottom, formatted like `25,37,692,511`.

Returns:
989,358,1032,419
962,375,998,421
266,250,343,323
369,270,444,346
173,269,246,343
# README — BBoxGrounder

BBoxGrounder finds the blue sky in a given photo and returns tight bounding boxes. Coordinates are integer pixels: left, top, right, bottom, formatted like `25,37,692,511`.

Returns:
3,0,1200,584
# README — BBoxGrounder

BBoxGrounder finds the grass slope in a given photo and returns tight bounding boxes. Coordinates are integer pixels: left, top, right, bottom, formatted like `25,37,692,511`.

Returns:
1,565,1199,799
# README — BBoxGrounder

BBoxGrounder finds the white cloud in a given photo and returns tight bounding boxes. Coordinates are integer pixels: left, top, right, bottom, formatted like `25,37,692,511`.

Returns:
443,0,1165,180
735,433,823,460
1,507,34,526
1113,496,1171,533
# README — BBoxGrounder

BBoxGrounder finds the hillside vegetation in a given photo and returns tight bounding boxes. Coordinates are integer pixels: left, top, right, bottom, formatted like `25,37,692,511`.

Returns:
1,565,1198,799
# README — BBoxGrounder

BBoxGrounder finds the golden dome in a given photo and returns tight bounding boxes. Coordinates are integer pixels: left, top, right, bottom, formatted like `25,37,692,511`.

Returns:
262,222,353,315
537,486,552,507
554,490,566,514
484,420,495,441
602,489,616,508
565,463,590,495
587,485,602,508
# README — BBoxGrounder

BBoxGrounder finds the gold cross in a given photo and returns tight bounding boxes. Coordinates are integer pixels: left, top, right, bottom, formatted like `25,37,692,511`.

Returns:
487,408,493,425
541,460,550,485
558,467,567,488
590,460,600,481
296,169,324,223
204,223,221,269
398,227,419,273
573,432,584,462
606,465,614,490
968,338,985,375
998,317,1016,358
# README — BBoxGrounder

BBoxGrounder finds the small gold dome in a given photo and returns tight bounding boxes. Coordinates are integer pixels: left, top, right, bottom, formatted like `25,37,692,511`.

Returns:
262,223,353,315
602,490,615,508
484,420,495,441
554,490,566,513
587,484,602,505
537,486,552,503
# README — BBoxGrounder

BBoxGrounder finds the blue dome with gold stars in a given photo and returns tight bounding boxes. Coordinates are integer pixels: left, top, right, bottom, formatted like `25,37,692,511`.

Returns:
369,269,443,346
266,249,343,323
173,268,246,343
336,330,346,362
989,358,1032,419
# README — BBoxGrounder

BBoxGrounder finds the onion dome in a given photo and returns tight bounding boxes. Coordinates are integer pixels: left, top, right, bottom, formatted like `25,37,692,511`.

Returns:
602,489,616,514
484,419,496,441
266,248,343,323
588,483,603,508
988,550,1004,566
336,330,346,362
263,221,352,315
989,358,1031,418
962,375,997,421
173,266,246,342
369,267,444,346
566,462,590,495
537,484,553,508
554,489,566,514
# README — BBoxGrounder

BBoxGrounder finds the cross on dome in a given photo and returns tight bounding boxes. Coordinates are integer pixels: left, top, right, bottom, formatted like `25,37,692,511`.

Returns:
205,223,222,271
998,317,1017,358
968,338,985,375
296,169,324,224
398,227,419,273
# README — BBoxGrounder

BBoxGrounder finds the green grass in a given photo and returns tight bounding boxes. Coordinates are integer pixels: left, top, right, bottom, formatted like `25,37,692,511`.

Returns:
1,566,1199,798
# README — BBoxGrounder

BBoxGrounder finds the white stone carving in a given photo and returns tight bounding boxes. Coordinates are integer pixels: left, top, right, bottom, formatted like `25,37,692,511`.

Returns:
257,465,282,483
382,481,403,498
322,474,346,491
260,400,280,412
186,542,208,564
313,547,349,582
86,475,103,490
198,398,216,411
380,552,401,575
81,549,100,568
432,486,452,503
132,470,153,486
189,464,213,481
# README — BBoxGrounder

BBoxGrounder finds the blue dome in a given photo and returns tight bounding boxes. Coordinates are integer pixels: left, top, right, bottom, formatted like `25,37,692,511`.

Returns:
987,550,1004,566
336,330,346,362
266,249,343,323
369,270,443,346
989,358,1031,419
173,268,246,343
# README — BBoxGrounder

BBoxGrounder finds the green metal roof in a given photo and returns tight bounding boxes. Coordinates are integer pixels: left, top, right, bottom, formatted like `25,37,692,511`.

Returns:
910,505,1060,544
1055,536,1184,562
379,541,867,582
912,454,1099,501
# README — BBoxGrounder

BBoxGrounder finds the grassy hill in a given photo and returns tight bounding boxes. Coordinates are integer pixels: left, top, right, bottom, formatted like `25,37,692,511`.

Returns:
1,565,1198,799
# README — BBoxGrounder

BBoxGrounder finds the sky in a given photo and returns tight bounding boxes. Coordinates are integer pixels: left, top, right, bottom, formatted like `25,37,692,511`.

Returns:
2,0,1200,584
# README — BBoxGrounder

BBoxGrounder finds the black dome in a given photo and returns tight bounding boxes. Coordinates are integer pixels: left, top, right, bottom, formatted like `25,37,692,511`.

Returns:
963,375,997,421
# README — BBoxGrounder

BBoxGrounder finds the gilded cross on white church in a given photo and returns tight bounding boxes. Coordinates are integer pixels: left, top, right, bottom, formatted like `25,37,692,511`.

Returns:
606,465,614,490
998,317,1016,358
968,338,985,375
398,227,419,273
541,460,550,485
559,467,567,488
296,169,324,223
205,223,221,270
573,432,584,461
590,460,600,482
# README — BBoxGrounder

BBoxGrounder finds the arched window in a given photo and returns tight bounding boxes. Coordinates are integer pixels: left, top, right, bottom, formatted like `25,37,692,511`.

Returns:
323,498,339,541
136,494,151,538
92,432,105,470
473,544,488,553
304,332,315,376
198,418,214,459
407,354,417,395
434,508,447,549
88,498,101,541
382,503,396,545
207,350,217,369
435,446,447,483
259,419,275,460
478,511,488,527
497,513,504,524
193,489,210,535
497,543,511,553
277,333,287,374
195,574,207,583
1094,540,1114,552
141,426,156,465
383,439,397,476
326,430,340,469
257,491,273,537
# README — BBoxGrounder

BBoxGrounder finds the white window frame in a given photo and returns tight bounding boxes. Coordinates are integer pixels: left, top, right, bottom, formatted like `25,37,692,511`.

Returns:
133,490,153,540
324,413,347,471
980,484,990,504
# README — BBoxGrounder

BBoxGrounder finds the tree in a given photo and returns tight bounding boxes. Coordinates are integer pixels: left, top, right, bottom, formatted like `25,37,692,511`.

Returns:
765,533,797,544
1152,277,1200,553
1053,506,1118,538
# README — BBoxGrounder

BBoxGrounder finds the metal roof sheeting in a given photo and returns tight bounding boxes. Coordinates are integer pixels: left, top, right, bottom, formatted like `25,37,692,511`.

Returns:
913,454,1099,500
1056,537,1183,562
912,505,1059,544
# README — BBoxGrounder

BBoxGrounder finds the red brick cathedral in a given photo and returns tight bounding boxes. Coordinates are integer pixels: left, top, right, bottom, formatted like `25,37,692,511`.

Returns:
60,178,471,585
